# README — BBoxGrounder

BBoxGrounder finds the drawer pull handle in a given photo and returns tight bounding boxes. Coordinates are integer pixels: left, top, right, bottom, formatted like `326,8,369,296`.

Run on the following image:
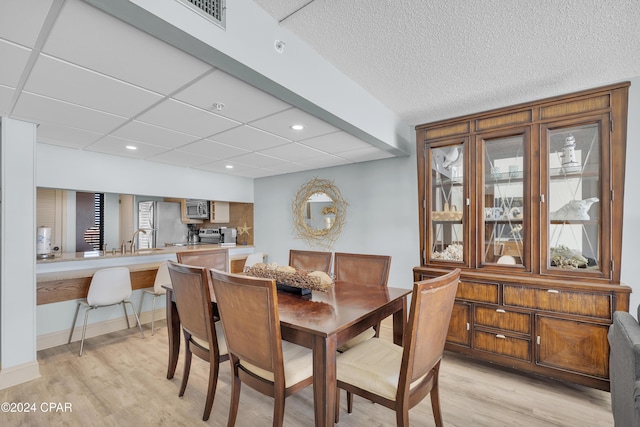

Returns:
547,289,559,294
466,322,470,331
537,336,541,345
496,309,506,313
496,334,506,339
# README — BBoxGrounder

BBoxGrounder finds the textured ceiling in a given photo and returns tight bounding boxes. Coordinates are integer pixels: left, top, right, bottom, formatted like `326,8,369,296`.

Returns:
254,0,640,126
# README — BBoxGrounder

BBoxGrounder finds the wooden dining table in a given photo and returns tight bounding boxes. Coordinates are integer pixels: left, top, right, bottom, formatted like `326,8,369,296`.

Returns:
164,280,410,427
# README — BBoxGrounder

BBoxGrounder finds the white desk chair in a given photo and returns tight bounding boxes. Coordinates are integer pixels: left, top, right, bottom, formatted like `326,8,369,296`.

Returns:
139,262,171,335
68,267,144,356
243,252,264,271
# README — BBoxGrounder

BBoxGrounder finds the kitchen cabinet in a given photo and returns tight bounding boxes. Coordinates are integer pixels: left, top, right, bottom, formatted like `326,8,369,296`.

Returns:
414,82,632,390
164,198,203,224
210,201,230,223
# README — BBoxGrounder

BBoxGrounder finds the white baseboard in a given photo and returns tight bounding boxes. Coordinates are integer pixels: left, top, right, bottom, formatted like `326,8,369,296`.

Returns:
37,308,166,351
0,360,41,390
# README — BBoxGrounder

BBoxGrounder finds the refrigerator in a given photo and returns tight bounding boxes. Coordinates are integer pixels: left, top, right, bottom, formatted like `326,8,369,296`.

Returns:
137,201,188,248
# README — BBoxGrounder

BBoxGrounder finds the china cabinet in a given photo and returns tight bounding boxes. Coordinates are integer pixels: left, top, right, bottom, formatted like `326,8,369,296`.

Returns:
414,82,632,390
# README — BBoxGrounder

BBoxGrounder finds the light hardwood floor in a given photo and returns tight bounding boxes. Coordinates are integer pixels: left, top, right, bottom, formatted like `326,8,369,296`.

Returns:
1,320,613,426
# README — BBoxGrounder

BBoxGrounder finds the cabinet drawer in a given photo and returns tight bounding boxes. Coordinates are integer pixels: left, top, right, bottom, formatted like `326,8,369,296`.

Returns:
503,285,612,320
536,315,609,378
474,330,531,361
475,305,531,334
457,280,499,304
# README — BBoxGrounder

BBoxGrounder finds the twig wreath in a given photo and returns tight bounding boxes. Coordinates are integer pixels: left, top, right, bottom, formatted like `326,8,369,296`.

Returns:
292,177,348,250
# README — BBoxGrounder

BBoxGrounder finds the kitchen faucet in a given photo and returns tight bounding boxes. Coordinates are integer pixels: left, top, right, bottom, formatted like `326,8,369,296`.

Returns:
130,229,147,252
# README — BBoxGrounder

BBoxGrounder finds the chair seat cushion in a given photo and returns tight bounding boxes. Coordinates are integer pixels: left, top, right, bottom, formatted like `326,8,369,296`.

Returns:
240,341,313,387
191,321,228,356
337,338,402,400
338,327,376,352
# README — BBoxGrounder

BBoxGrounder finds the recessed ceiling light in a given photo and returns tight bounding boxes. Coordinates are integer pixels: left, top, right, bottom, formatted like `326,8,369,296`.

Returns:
125,145,137,150
225,165,234,169
290,124,304,130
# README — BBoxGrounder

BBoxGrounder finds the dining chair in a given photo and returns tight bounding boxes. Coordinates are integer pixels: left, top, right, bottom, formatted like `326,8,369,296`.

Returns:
68,267,144,356
210,268,314,427
333,252,392,351
138,262,170,335
176,248,229,299
176,248,230,272
335,268,460,427
166,261,229,421
288,249,333,273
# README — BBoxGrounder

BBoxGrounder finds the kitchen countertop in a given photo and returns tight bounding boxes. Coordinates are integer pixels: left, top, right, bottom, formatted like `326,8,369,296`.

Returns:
37,244,252,263
36,244,257,278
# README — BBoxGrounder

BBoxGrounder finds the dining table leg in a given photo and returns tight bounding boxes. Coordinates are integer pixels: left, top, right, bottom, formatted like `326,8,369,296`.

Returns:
165,289,180,380
311,333,337,427
392,296,407,346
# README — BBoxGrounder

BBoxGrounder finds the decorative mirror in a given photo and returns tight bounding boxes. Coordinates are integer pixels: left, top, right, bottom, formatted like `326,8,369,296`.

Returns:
292,177,348,250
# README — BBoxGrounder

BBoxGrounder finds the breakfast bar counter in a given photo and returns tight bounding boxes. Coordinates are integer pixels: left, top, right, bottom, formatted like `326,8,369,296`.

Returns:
36,244,257,305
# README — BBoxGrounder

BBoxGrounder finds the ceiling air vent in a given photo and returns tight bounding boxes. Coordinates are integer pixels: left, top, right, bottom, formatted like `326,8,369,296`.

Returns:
176,0,226,29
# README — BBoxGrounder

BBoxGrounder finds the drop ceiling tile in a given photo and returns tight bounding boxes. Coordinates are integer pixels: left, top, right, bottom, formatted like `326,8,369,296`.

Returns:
137,99,240,138
36,122,103,149
85,135,168,159
0,39,31,87
298,154,351,169
227,152,288,168
209,125,290,152
0,85,15,115
0,0,52,47
179,139,250,159
267,161,311,175
43,0,212,95
146,149,215,167
194,159,261,176
13,91,127,133
173,69,291,123
299,130,373,153
112,120,199,149
25,54,163,117
258,142,326,162
249,107,338,140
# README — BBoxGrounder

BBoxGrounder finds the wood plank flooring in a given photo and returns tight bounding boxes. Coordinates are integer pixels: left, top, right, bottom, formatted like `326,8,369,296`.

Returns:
0,320,613,426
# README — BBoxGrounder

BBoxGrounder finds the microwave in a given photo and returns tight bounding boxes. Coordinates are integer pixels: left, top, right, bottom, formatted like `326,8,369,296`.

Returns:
185,199,209,219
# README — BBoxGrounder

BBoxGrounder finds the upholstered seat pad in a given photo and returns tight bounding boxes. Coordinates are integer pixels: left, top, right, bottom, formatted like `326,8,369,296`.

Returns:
240,341,313,387
337,338,403,400
337,327,376,352
191,321,228,356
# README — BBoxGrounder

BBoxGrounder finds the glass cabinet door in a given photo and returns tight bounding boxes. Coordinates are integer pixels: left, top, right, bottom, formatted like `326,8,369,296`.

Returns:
429,142,466,264
481,132,527,268
543,119,605,275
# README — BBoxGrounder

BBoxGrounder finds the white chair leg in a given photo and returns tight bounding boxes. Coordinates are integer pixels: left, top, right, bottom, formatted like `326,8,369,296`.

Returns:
79,306,94,356
138,291,147,324
122,303,132,329
125,300,145,338
150,294,157,335
68,301,82,344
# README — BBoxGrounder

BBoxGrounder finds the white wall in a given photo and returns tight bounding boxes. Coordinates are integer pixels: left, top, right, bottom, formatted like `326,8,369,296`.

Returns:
254,147,420,290
36,143,254,203
621,77,640,317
